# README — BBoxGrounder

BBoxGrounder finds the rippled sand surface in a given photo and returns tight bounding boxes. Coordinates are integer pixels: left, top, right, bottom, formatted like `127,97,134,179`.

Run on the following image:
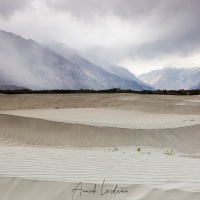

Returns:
0,93,200,200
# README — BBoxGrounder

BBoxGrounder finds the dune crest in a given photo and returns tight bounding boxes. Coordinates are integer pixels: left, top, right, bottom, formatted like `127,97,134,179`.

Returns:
1,108,200,129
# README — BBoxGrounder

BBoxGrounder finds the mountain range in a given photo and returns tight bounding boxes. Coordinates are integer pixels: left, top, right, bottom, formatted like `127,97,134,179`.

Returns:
0,29,153,91
138,68,200,90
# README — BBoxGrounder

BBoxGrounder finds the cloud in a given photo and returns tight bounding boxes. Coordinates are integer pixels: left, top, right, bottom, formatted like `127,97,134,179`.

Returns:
0,0,200,73
0,0,31,19
45,0,159,19
45,0,200,22
42,0,200,57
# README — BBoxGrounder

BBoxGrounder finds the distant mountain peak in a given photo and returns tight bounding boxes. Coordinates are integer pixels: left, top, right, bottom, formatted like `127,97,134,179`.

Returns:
138,67,200,90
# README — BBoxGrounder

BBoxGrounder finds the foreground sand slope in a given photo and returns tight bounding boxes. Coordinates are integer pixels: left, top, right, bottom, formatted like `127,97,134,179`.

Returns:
2,177,199,200
0,146,200,188
0,145,200,200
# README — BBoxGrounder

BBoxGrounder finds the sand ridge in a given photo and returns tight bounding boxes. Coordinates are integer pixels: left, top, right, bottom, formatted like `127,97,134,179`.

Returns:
1,108,200,129
1,113,200,153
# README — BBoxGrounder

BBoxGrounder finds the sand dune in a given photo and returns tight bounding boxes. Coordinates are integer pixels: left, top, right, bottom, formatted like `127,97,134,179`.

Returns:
1,108,200,129
0,146,200,199
0,146,200,189
1,94,200,199
1,93,200,115
1,114,200,153
1,177,199,200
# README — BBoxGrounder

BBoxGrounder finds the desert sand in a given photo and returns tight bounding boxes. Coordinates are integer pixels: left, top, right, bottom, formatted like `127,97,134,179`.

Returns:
0,93,200,200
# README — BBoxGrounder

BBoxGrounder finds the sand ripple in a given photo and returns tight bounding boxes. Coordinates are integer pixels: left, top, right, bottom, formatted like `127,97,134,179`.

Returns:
0,146,200,193
1,108,200,129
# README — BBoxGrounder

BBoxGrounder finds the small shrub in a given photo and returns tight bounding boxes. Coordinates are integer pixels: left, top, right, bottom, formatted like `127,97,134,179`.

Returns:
164,150,174,156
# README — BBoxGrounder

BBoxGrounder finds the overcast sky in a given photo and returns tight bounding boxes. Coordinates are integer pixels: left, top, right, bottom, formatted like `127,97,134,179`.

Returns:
0,0,200,74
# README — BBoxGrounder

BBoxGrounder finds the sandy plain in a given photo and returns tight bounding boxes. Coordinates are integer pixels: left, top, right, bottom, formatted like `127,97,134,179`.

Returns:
0,93,200,200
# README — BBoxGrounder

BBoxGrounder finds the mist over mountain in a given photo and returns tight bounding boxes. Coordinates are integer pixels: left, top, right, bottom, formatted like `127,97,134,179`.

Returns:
0,29,153,91
46,41,153,90
138,68,200,90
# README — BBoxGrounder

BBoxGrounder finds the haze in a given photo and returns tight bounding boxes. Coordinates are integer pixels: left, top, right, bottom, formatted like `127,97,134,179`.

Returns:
0,0,200,74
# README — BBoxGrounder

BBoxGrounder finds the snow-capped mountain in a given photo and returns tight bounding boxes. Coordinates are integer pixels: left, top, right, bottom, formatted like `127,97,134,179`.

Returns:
138,68,200,90
0,29,153,91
